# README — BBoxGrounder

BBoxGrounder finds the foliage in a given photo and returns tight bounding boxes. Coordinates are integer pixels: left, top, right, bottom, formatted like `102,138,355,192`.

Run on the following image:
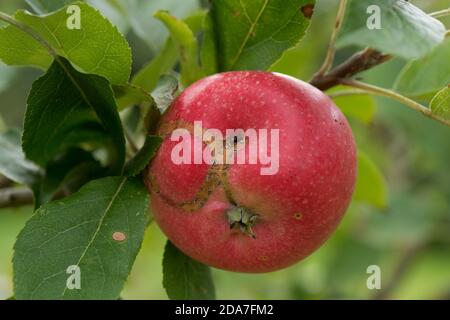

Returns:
209,0,315,71
13,176,149,300
430,87,450,120
0,0,448,300
0,2,132,84
338,0,446,60
395,39,450,98
163,241,215,300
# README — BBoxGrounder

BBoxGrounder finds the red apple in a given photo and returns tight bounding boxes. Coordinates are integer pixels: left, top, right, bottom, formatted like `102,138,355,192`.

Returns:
145,71,357,273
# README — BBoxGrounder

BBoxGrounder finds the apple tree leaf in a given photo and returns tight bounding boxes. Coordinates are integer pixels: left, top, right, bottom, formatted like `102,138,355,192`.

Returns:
163,241,216,300
154,10,204,86
430,87,450,121
13,176,150,300
209,0,315,71
0,130,104,209
128,0,200,53
36,148,104,207
201,13,219,76
124,136,162,177
22,58,125,174
394,39,450,98
337,0,446,60
120,12,205,109
114,84,154,111
0,2,131,85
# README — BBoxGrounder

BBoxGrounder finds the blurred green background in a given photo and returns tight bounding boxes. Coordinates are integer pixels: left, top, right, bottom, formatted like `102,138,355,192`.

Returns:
0,0,449,299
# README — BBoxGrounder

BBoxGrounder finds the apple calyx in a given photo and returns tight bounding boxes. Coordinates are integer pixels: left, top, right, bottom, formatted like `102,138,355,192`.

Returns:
227,206,258,239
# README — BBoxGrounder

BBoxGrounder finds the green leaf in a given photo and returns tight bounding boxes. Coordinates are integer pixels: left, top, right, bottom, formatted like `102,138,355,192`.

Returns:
354,151,387,209
144,104,163,136
329,86,376,124
0,18,52,70
430,86,450,120
394,39,450,98
121,12,206,109
37,148,103,206
129,39,178,107
200,13,218,75
128,0,200,52
163,241,216,300
0,2,132,85
0,129,42,188
23,58,125,174
209,0,315,71
155,10,204,87
26,0,74,14
13,176,150,300
124,136,162,177
115,84,154,111
337,0,446,60
0,130,103,209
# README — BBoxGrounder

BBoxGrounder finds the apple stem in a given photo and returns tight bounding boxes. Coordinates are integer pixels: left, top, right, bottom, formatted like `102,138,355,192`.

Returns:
340,79,450,127
429,7,450,19
227,206,258,239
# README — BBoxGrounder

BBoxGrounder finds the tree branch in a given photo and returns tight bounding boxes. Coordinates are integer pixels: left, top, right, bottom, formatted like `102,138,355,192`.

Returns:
0,187,34,209
310,48,392,91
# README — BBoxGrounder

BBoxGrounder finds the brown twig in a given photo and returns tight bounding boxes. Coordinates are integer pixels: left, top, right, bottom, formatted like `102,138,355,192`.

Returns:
0,187,34,208
310,48,392,91
0,186,71,208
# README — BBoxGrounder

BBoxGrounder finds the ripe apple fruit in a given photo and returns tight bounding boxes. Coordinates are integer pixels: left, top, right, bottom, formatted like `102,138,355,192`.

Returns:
145,71,357,273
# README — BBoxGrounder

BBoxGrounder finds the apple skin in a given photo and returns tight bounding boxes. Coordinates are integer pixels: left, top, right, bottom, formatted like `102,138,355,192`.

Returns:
146,71,357,273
